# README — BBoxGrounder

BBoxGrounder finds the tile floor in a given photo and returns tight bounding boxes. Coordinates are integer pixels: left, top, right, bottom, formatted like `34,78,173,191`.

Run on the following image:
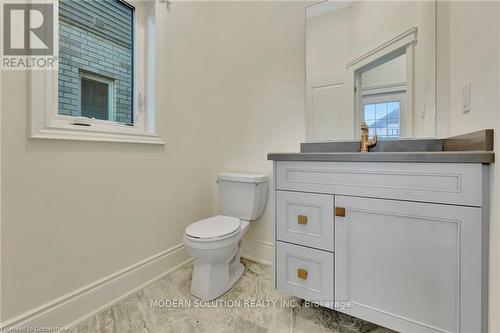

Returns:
67,259,395,333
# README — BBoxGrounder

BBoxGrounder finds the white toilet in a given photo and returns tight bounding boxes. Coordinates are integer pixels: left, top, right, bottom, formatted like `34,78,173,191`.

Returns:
183,172,268,300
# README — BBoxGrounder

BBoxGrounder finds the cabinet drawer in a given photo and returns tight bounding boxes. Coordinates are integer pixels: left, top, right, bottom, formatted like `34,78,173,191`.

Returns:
276,161,483,206
276,241,334,308
277,191,334,251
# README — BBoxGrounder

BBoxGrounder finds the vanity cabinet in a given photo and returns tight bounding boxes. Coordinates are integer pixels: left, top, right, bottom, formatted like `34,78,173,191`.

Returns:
273,161,488,333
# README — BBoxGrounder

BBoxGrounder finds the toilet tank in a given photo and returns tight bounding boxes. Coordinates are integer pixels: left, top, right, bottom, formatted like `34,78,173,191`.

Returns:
217,173,268,221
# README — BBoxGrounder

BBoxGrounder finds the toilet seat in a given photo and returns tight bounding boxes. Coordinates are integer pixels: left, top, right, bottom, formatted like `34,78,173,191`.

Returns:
185,215,240,241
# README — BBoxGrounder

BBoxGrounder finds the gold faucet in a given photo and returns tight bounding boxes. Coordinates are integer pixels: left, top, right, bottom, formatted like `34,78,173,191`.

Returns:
360,122,377,152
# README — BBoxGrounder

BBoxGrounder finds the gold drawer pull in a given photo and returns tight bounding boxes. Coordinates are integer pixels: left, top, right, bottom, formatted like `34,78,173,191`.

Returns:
297,268,308,280
335,207,346,217
297,215,308,225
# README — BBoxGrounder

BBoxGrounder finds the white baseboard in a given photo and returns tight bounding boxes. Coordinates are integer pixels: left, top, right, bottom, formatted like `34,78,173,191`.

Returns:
240,238,273,267
1,243,190,330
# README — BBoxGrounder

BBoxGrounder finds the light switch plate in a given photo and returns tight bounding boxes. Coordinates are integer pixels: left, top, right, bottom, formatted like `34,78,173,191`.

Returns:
463,83,471,113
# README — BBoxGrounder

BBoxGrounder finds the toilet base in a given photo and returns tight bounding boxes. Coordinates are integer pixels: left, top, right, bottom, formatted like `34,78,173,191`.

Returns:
230,262,245,289
184,220,251,301
190,245,246,301
191,261,245,301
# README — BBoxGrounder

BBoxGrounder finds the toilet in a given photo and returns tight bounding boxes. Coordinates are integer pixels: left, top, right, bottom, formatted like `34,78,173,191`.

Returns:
183,172,268,300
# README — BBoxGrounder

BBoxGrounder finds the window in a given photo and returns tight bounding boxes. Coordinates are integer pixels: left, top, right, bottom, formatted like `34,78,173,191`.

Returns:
58,0,133,124
362,92,406,139
80,72,114,121
363,101,401,138
31,0,162,144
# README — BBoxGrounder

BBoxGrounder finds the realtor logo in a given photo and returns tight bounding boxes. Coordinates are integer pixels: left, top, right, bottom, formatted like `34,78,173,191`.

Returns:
4,3,53,55
1,1,57,70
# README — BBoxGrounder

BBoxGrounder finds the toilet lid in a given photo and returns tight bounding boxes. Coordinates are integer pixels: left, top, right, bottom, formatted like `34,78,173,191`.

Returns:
185,215,240,239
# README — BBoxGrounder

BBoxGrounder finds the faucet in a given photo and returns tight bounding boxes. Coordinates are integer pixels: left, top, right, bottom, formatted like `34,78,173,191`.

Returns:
360,122,377,152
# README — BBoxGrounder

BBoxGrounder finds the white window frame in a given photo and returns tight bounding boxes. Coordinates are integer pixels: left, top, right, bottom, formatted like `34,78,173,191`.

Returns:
30,0,164,144
79,71,115,122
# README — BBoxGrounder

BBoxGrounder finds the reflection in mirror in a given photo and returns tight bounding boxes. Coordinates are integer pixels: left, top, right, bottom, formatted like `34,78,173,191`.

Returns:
359,51,407,139
306,1,436,141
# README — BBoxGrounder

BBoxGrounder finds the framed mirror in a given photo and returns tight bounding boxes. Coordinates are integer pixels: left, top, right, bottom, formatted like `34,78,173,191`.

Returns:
306,0,436,141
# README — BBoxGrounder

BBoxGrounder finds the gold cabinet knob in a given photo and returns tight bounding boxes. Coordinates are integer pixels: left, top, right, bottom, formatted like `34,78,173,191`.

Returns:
335,207,346,217
297,268,308,280
297,215,308,225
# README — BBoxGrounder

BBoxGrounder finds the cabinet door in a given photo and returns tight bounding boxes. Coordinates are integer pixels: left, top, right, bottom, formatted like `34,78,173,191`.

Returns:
277,191,334,251
335,196,482,333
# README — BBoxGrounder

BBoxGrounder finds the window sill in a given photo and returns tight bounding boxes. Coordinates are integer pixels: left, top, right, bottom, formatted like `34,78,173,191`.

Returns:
31,126,165,145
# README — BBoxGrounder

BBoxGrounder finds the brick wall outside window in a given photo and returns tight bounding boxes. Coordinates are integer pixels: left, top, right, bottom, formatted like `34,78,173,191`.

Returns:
58,0,133,124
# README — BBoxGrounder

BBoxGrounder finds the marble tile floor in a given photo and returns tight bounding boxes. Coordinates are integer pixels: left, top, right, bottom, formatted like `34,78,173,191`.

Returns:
67,259,396,333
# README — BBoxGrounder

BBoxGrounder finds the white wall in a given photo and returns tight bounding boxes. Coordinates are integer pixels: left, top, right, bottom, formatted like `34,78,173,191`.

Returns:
1,2,214,322
0,1,307,325
437,1,500,332
206,1,307,264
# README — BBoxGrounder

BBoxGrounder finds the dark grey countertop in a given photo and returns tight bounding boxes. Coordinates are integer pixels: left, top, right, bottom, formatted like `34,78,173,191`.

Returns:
267,151,494,163
268,130,495,164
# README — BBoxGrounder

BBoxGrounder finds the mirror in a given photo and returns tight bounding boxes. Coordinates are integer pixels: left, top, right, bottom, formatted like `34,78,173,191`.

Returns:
306,1,436,141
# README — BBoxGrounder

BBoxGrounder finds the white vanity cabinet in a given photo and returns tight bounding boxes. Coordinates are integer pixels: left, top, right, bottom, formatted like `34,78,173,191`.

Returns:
273,161,488,333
